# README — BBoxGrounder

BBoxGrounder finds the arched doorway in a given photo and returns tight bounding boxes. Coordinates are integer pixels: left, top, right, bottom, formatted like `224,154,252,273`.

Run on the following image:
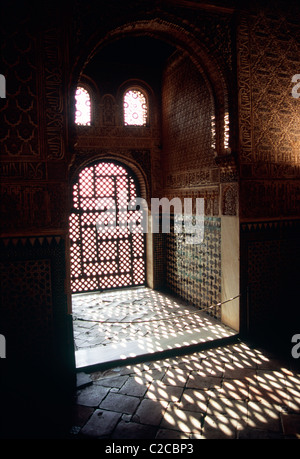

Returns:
69,160,146,294
69,22,239,369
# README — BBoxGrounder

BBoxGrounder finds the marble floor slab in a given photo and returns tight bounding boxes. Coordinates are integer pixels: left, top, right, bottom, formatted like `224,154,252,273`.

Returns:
72,287,237,370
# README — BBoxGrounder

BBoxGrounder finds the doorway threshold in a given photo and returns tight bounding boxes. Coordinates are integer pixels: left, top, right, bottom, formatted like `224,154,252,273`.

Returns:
72,287,238,372
75,325,238,372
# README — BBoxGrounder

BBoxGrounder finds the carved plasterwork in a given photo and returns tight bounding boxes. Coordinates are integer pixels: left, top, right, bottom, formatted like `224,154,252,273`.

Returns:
0,28,40,158
222,183,238,216
238,11,300,172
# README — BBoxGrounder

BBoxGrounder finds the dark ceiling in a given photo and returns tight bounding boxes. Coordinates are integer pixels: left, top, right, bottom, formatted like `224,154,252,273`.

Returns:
82,36,177,95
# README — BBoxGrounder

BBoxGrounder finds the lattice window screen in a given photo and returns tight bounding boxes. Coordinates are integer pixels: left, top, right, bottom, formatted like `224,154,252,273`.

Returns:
69,162,146,293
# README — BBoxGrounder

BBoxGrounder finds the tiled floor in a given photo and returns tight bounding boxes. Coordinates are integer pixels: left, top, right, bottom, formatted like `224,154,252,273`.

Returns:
69,287,300,439
70,339,300,439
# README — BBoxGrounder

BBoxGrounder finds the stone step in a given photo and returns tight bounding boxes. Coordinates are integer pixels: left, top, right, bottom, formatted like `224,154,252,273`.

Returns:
75,317,237,371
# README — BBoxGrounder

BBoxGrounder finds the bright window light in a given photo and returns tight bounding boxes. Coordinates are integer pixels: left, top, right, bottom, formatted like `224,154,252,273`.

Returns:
124,89,147,126
75,87,91,126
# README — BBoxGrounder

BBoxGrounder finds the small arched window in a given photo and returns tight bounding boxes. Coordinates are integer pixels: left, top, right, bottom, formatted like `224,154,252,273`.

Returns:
75,86,91,126
123,89,148,126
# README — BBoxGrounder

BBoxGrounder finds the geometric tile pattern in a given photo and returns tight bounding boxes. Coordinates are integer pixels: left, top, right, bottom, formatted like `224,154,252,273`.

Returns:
165,217,221,319
0,258,52,358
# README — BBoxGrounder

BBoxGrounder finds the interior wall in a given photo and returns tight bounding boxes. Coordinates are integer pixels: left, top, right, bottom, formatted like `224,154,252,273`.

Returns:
162,52,216,176
0,5,73,363
161,52,239,327
237,2,300,352
0,2,75,437
221,215,240,331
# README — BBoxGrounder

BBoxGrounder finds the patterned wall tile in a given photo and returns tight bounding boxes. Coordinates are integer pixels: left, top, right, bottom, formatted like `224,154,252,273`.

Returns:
165,217,221,319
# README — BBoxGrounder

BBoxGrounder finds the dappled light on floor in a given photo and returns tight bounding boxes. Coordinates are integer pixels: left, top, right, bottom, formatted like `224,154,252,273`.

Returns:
72,287,236,368
71,340,300,439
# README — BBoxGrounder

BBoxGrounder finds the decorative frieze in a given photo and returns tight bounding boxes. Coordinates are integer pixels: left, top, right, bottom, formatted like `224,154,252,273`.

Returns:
240,180,300,219
43,27,65,160
0,182,68,233
0,161,46,180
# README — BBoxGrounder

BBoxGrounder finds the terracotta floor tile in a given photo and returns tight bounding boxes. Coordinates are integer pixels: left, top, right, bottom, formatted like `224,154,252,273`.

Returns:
76,384,110,407
160,405,203,433
80,409,122,438
99,392,140,414
133,399,168,426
